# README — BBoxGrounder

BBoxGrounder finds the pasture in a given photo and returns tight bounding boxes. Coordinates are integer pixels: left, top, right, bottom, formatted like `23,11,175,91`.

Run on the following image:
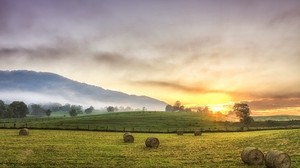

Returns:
2,111,300,132
0,129,299,167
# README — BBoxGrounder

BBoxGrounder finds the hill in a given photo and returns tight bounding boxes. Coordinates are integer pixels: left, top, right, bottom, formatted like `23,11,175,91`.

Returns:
0,70,166,110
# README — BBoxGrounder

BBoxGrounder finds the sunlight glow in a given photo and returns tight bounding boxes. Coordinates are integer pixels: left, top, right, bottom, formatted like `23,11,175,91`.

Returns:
211,105,224,113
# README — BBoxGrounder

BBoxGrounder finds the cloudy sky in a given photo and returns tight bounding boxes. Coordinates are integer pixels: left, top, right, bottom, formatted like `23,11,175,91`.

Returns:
1,0,300,115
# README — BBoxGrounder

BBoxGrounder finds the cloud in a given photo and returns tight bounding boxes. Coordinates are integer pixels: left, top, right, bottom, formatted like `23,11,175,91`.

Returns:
131,80,235,94
246,98,300,111
0,0,11,34
92,51,160,72
268,7,300,27
0,46,71,61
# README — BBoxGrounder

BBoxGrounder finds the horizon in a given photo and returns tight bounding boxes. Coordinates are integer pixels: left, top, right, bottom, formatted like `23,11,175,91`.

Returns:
1,0,300,116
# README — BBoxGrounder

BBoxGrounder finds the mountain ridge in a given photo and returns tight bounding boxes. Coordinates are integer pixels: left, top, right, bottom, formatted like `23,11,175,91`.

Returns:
0,70,166,110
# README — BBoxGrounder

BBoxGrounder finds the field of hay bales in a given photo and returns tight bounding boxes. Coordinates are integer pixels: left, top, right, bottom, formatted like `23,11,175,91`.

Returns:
0,129,299,167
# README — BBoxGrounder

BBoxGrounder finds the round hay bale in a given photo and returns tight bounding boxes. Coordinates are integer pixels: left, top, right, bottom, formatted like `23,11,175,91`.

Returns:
19,128,29,136
177,130,183,135
145,137,159,148
241,147,264,165
194,130,202,136
123,132,134,143
265,150,291,168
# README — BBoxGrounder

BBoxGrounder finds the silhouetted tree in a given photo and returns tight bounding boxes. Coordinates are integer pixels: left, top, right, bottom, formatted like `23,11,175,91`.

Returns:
233,103,253,128
165,104,173,112
173,101,181,111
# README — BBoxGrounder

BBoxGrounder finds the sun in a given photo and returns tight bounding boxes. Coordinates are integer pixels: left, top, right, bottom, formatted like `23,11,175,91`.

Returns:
210,105,225,113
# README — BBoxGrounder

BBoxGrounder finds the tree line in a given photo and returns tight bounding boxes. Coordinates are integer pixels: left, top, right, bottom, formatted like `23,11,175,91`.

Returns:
165,101,253,127
0,100,29,118
0,100,96,118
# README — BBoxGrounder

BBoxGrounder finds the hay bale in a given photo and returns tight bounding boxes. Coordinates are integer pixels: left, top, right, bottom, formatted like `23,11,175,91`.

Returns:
241,147,264,165
265,150,291,168
194,130,202,136
177,130,183,135
145,137,159,148
19,128,29,136
123,132,134,143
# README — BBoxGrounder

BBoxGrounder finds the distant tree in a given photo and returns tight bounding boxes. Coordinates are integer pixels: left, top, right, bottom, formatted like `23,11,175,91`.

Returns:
173,101,182,111
42,103,62,112
30,104,46,116
60,104,71,112
185,108,192,112
125,106,132,111
8,101,29,118
0,100,6,118
71,105,83,114
233,103,253,128
165,104,173,112
179,105,185,112
84,106,94,114
118,106,125,111
114,106,119,112
69,108,78,117
142,107,147,112
45,109,52,117
203,106,210,114
107,106,114,112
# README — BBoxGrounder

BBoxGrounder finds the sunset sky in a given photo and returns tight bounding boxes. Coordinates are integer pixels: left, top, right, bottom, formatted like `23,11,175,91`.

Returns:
1,0,300,115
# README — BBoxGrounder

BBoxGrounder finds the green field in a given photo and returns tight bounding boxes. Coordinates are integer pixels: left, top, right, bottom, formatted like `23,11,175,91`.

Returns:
0,112,231,132
1,111,300,133
0,129,299,167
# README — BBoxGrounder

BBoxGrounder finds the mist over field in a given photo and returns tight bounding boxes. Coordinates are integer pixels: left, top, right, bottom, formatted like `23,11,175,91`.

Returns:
0,70,166,110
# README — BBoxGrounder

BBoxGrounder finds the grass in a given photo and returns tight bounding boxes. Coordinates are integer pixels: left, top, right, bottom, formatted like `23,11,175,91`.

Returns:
1,111,300,132
0,112,232,132
0,129,299,167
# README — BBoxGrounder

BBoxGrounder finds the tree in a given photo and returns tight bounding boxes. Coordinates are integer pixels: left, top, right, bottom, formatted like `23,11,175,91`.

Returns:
233,103,253,128
84,106,94,114
71,105,83,114
125,106,132,111
69,108,78,117
0,100,7,118
60,104,71,112
165,104,173,112
8,101,29,118
173,101,182,111
107,106,114,112
45,109,52,117
30,104,46,116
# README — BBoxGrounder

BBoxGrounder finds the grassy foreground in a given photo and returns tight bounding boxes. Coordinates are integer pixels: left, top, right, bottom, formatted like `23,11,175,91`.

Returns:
0,129,299,168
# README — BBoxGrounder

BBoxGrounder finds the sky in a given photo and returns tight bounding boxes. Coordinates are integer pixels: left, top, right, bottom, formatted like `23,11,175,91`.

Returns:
1,0,300,115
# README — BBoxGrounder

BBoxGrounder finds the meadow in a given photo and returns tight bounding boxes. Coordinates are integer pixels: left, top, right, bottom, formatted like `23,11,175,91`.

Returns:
0,129,299,168
2,111,300,133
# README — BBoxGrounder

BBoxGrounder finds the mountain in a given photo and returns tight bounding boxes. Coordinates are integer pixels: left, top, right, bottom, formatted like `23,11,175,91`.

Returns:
0,70,166,110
